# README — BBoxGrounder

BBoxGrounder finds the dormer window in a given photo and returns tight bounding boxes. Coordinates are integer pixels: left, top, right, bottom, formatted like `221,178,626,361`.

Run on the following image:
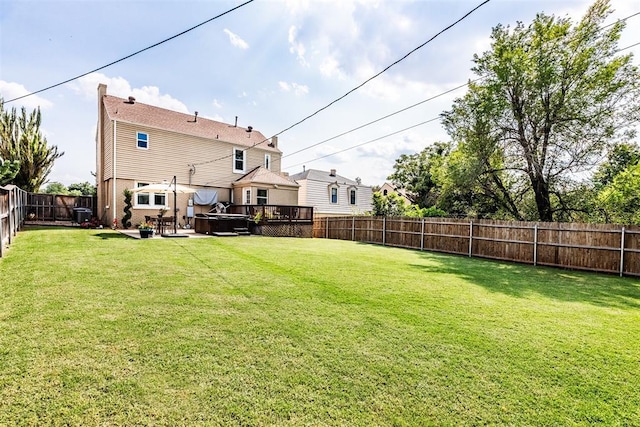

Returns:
328,184,339,204
137,132,148,149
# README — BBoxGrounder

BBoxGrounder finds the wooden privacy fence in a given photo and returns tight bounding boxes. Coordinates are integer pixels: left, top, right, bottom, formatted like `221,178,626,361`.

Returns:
0,185,27,258
313,216,640,277
26,193,95,221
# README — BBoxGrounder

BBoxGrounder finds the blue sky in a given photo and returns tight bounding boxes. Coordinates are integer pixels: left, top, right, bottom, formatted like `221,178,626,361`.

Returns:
1,0,638,187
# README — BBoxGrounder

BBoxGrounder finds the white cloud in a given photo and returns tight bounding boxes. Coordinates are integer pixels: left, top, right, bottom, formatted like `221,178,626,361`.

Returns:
0,80,53,110
212,99,222,109
288,25,308,67
223,29,249,50
319,55,344,79
69,73,189,113
279,81,309,96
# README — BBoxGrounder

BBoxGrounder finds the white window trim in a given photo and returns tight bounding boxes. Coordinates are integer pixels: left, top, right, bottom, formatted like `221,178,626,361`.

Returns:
348,186,357,205
244,188,251,205
134,182,169,209
257,188,268,205
136,132,149,150
329,184,339,204
233,148,246,173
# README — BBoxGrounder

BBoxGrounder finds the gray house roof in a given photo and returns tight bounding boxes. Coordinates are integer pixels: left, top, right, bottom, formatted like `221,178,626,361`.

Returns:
234,166,299,187
290,169,359,186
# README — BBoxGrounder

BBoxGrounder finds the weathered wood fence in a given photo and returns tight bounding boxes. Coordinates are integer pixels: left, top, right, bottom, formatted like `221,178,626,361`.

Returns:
26,193,95,222
313,216,640,277
0,185,27,258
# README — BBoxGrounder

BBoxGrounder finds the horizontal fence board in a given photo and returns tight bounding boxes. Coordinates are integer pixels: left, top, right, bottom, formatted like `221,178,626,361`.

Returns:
313,216,640,277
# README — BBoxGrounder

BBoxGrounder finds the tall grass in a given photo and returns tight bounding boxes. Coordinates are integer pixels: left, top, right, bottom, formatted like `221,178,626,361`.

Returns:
1,227,639,425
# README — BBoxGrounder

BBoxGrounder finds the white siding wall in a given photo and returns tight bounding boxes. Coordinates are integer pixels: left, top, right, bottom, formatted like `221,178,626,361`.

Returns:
298,179,372,215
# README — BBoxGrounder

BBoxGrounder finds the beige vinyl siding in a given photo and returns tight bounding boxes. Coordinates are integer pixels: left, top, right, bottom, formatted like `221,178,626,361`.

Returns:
298,179,373,215
232,185,298,205
102,114,114,179
114,122,280,188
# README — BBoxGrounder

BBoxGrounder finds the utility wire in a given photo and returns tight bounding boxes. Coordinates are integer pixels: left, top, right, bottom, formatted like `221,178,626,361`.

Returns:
192,0,492,166
281,78,483,160
285,118,440,170
283,34,640,170
280,17,640,169
5,0,255,104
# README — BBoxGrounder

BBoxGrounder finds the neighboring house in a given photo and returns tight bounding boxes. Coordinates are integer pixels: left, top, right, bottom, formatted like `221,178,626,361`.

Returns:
290,168,373,216
378,182,412,205
95,84,296,227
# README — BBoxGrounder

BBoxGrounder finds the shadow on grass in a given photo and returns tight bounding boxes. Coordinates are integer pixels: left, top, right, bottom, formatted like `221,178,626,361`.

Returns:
411,250,640,309
93,232,131,240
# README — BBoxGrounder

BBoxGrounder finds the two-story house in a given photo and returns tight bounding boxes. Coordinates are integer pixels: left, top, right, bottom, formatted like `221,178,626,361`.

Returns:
289,168,373,217
96,84,299,228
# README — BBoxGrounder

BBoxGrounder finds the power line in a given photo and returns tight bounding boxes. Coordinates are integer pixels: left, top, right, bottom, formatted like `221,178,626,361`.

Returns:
285,118,441,170
4,0,255,104
269,0,491,139
280,16,640,169
281,79,483,160
192,0,491,167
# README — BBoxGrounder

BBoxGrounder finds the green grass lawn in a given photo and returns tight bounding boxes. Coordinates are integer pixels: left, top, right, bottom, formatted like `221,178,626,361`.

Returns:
1,227,639,426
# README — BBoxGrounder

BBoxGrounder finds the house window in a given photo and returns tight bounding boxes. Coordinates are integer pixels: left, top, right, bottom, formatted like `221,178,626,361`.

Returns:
234,148,246,173
383,189,388,196
264,154,271,170
244,188,251,205
330,187,338,204
137,132,148,149
135,182,166,207
349,188,357,205
257,189,268,205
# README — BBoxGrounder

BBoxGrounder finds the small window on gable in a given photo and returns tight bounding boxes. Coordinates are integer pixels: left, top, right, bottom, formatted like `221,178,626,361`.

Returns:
383,189,388,196
349,188,357,205
264,154,271,170
137,132,148,149
234,148,246,173
330,187,338,204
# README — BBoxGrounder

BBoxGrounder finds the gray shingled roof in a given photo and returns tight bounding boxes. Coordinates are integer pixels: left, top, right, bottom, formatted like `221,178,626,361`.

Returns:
102,95,280,152
289,169,358,185
234,166,299,187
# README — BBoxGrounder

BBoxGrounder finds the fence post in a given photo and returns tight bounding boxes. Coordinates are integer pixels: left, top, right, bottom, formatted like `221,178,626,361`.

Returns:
420,218,425,251
383,217,386,246
352,216,355,241
468,220,473,257
533,224,538,266
8,188,14,244
620,227,626,277
325,216,329,239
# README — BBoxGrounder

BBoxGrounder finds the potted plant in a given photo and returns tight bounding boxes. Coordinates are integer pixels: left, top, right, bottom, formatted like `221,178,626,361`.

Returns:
138,221,154,238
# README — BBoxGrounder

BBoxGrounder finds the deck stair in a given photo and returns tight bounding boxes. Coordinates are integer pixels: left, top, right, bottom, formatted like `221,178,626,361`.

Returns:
233,227,251,236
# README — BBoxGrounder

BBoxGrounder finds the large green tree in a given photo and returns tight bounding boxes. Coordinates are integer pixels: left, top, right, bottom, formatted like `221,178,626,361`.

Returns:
387,142,451,208
442,0,640,221
0,99,64,192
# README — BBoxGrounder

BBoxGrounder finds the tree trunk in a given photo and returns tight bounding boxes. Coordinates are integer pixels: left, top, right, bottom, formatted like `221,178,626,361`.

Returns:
531,174,553,221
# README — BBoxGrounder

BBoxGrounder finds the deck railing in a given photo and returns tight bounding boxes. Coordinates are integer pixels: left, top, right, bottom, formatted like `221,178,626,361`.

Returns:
227,204,313,224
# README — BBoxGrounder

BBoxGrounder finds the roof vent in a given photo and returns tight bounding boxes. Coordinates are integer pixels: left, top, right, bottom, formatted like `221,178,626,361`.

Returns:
127,96,136,104
246,126,253,133
330,169,336,177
